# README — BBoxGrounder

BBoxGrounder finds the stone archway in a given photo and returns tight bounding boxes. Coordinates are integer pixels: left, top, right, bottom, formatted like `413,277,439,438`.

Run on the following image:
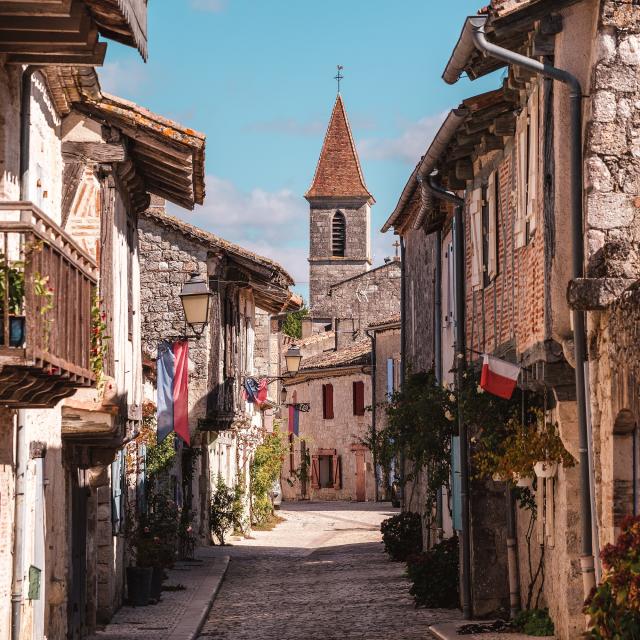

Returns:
612,409,638,531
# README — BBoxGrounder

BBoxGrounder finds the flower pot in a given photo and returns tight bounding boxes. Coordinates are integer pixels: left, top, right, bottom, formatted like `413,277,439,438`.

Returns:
126,566,152,607
514,474,533,488
534,461,558,479
0,316,25,347
491,473,507,482
150,566,164,603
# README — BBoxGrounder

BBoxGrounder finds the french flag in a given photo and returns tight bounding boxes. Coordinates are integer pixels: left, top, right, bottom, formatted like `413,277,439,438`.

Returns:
157,340,190,446
480,354,520,400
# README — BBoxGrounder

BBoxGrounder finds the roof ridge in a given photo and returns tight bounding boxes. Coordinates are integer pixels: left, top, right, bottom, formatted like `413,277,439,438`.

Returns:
305,94,374,202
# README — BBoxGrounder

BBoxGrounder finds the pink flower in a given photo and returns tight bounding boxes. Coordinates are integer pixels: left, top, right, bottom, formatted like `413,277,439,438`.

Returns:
187,526,193,533
144,526,150,533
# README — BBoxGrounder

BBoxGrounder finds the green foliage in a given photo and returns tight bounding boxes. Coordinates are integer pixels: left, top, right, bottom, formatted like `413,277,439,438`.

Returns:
406,536,459,609
513,609,555,636
0,256,24,315
381,370,456,520
90,293,110,388
249,427,285,525
281,305,308,339
132,492,179,568
585,516,640,639
209,475,238,545
473,409,575,481
380,511,423,562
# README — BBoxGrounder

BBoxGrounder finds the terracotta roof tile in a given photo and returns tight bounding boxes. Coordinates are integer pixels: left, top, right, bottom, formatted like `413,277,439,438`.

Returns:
368,314,401,330
305,94,374,202
300,339,371,371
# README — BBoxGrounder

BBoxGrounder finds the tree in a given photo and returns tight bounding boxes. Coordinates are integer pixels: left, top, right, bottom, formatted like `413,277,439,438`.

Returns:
281,304,308,339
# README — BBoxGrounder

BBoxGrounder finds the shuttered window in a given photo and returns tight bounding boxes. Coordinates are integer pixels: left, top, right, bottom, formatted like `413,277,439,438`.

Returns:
353,380,365,416
386,358,394,400
469,189,483,290
483,171,499,285
515,108,529,248
127,219,135,341
322,384,334,419
332,211,346,257
526,87,539,239
311,451,341,489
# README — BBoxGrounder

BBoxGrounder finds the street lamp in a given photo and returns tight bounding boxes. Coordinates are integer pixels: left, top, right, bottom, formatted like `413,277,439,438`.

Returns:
280,386,288,405
284,345,302,375
179,272,213,337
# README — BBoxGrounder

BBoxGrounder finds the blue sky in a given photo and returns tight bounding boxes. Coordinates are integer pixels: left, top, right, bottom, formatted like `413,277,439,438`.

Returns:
101,0,498,299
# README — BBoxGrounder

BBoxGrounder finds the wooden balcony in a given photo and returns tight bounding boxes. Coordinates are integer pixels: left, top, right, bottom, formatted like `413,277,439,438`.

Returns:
0,202,97,408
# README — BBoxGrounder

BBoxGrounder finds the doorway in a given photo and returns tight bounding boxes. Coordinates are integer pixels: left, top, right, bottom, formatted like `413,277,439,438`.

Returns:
353,447,366,502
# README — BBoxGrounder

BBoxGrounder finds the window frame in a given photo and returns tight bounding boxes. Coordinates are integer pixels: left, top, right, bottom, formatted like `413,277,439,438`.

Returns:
331,211,346,257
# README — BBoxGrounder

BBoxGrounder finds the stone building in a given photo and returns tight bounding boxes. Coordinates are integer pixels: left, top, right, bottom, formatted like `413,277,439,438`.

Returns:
281,337,376,502
383,0,640,636
0,4,210,638
303,93,401,339
138,202,301,538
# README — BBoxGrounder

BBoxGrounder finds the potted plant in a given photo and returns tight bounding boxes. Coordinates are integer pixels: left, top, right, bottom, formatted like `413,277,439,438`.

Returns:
530,416,573,478
0,260,25,347
145,493,179,602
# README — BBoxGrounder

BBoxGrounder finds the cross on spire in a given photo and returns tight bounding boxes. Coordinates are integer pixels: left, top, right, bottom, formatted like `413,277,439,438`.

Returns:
334,65,344,94
392,240,400,258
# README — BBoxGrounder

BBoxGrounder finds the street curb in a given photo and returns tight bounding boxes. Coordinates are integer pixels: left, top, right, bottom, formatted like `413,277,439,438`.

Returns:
168,554,230,640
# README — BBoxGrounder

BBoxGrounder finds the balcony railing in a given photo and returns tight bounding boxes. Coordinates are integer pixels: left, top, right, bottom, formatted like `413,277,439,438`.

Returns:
0,202,97,408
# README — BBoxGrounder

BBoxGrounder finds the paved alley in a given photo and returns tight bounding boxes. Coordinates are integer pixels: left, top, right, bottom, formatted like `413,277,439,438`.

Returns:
198,502,460,640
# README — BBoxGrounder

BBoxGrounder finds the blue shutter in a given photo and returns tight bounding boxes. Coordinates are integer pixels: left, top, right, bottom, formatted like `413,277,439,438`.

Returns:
111,450,124,534
386,358,394,400
451,436,462,531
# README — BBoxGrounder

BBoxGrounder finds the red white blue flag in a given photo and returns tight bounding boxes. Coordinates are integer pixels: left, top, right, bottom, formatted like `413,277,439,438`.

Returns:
157,340,190,445
480,354,520,400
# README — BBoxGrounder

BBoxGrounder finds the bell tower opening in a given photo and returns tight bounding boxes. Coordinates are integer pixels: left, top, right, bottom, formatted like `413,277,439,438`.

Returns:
332,211,346,257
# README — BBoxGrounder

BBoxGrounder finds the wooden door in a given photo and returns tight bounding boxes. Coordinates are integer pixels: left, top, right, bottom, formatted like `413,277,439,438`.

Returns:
355,451,366,502
67,471,88,639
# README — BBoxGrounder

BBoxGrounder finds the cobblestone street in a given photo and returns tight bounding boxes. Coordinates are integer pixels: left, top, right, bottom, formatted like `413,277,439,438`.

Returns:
199,502,461,640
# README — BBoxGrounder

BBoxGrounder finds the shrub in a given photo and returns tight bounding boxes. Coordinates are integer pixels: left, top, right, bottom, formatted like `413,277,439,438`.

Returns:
513,609,554,636
250,428,285,525
380,511,423,561
209,476,237,545
585,516,640,639
406,536,459,608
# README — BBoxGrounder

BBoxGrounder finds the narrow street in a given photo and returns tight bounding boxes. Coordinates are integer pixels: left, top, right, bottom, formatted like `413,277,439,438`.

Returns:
198,502,460,639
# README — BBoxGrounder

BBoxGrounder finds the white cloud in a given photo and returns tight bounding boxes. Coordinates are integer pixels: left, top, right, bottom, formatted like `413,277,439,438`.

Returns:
360,112,448,164
98,61,149,96
166,175,309,288
190,0,227,12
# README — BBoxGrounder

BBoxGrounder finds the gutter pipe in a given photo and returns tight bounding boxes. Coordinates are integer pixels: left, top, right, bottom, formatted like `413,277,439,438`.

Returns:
12,65,38,640
398,236,406,507
365,328,380,502
468,16,595,598
423,175,472,618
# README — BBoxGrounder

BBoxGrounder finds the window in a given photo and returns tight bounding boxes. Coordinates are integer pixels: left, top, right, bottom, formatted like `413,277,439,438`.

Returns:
311,450,342,490
386,358,394,400
332,211,346,257
482,172,499,287
353,381,365,416
469,188,483,290
127,219,135,341
322,383,334,419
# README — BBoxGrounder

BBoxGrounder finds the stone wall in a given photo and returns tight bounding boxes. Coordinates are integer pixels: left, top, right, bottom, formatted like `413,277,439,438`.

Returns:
281,371,375,502
138,213,211,432
327,261,401,344
309,199,371,315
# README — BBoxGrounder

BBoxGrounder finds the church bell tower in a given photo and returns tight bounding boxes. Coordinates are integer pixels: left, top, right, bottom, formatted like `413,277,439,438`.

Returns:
305,93,374,319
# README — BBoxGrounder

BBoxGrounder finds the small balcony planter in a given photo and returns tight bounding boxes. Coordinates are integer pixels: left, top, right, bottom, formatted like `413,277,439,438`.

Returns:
126,566,152,607
0,315,25,347
513,473,533,488
534,461,558,479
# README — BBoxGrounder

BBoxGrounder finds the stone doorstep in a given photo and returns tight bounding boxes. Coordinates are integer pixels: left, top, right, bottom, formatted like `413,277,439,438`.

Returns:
166,554,230,640
429,621,557,640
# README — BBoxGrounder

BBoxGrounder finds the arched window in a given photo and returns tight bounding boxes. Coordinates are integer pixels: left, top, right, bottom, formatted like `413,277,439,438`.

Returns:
332,211,346,257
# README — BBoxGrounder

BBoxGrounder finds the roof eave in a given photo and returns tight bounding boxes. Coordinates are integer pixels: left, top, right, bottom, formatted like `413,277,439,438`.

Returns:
442,15,489,85
381,107,468,233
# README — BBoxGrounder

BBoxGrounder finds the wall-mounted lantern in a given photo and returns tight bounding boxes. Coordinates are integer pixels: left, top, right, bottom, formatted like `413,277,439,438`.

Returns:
179,272,213,337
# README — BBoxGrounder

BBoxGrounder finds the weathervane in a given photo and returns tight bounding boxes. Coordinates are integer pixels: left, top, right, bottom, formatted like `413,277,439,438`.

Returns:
335,65,344,93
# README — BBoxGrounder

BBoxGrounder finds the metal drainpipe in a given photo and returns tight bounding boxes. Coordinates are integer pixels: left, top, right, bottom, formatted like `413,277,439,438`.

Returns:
365,328,379,502
398,237,406,506
469,19,595,598
424,176,472,618
434,228,444,537
12,65,38,640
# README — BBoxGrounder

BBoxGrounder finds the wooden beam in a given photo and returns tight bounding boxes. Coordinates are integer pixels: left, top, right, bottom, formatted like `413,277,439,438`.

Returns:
455,159,474,181
5,42,106,65
63,141,127,163
493,113,517,137
0,0,73,16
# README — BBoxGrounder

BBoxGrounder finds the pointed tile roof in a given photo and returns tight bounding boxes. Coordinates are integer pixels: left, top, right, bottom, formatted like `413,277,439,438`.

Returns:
305,94,374,203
